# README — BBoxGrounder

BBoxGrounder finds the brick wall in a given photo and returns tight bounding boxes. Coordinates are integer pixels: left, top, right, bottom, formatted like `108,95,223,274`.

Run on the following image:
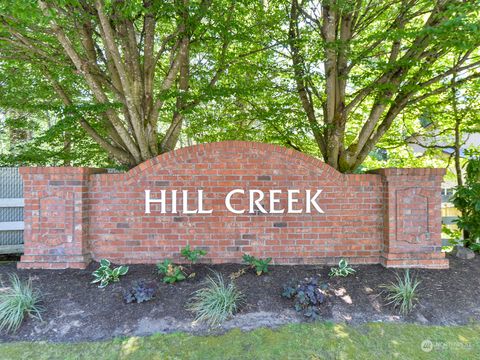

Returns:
18,141,448,269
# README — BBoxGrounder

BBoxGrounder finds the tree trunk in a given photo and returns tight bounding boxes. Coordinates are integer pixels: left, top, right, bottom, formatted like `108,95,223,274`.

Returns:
288,0,480,173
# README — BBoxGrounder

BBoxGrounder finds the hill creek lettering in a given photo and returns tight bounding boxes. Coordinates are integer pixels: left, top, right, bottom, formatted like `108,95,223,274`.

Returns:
145,189,325,214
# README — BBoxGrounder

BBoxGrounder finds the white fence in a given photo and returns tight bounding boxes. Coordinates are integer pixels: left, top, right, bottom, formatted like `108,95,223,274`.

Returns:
0,167,24,254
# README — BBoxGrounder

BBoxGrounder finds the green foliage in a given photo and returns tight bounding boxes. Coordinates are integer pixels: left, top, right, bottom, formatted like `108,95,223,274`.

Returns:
328,259,356,278
441,225,463,252
0,109,120,168
442,225,463,246
282,277,327,319
469,243,480,252
0,0,479,173
181,245,207,264
91,259,129,288
187,272,244,327
367,77,480,176
124,281,156,304
242,254,272,276
0,274,43,333
381,270,420,316
156,259,186,284
453,157,480,251
0,0,277,167
1,0,479,173
281,0,480,172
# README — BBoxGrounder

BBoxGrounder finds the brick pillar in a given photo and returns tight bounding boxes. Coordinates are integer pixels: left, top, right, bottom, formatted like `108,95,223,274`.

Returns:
18,167,102,269
371,168,449,269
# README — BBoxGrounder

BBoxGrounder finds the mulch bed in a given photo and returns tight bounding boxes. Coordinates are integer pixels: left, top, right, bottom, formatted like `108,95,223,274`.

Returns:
0,254,479,343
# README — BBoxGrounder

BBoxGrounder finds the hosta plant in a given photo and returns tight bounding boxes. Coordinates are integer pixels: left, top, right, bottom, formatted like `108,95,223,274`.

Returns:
282,277,328,319
124,281,156,304
157,259,186,284
0,274,43,333
242,254,272,275
329,259,355,277
91,259,129,288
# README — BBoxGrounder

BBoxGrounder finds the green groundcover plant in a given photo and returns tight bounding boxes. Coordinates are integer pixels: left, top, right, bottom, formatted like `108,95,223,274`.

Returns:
181,245,207,264
156,259,186,284
242,254,271,276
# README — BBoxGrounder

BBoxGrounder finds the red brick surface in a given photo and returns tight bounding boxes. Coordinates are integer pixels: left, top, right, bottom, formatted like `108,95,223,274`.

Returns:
18,141,448,269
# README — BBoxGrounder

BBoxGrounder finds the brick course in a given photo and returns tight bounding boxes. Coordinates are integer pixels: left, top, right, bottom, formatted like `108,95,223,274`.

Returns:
18,141,448,269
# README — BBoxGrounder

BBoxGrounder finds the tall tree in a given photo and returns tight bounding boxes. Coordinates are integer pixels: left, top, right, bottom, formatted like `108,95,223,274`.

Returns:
0,0,268,167
287,0,480,172
404,73,480,182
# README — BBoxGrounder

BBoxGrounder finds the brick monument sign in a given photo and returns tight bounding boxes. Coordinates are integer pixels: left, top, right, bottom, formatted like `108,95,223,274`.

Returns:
18,141,448,269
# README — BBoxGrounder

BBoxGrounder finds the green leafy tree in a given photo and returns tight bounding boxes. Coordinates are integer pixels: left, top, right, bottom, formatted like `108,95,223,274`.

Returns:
0,0,272,167
2,0,480,174
286,0,480,172
400,73,480,182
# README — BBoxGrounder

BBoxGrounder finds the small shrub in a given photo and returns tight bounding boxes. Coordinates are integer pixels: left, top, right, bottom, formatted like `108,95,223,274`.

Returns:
92,259,129,288
242,254,272,275
452,156,480,251
181,245,207,264
157,259,186,284
187,272,244,327
282,277,327,319
124,281,156,304
0,274,43,333
381,269,420,315
329,259,355,277
469,243,480,252
441,226,462,252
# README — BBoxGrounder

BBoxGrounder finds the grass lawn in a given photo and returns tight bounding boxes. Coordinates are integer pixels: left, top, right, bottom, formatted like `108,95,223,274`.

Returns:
1,322,479,360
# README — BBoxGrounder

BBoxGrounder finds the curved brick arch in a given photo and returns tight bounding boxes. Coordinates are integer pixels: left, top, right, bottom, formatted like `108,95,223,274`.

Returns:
117,141,344,183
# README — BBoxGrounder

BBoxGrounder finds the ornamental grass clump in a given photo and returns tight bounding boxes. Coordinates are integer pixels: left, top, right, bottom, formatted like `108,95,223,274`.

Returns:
381,269,420,315
0,274,43,333
187,272,244,327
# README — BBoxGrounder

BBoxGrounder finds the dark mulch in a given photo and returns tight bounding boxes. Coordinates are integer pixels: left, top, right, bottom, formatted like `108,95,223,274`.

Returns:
0,254,478,343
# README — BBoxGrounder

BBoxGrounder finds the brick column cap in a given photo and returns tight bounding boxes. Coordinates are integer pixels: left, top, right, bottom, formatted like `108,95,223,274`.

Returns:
19,167,108,175
368,168,446,177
